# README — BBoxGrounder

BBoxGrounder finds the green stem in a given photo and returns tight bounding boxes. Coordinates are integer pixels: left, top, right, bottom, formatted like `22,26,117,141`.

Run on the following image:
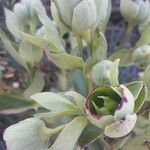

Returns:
77,35,83,57
60,69,67,92
87,75,94,93
118,23,135,49
88,29,95,56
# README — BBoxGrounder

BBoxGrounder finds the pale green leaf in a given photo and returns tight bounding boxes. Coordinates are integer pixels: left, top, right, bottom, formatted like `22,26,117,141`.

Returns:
24,71,45,98
0,91,35,114
126,81,147,112
33,6,65,53
30,92,79,113
136,23,150,47
45,50,84,70
109,49,134,67
110,59,120,87
0,29,25,68
20,32,50,49
49,116,87,150
19,40,43,67
78,122,103,147
4,8,23,39
93,32,108,55
122,134,150,150
143,64,150,100
66,70,88,96
64,91,85,114
34,111,79,123
83,32,107,75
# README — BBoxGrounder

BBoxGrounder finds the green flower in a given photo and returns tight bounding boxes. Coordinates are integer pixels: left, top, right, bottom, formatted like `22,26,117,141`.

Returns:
85,84,146,138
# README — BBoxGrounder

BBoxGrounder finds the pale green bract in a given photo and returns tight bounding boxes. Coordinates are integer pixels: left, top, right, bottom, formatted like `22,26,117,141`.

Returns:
4,118,50,150
49,116,87,150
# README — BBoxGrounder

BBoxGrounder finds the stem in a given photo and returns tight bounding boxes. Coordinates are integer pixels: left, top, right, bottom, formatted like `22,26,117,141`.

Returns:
77,35,83,57
88,29,95,56
60,69,67,92
118,23,135,49
87,75,94,93
46,124,67,136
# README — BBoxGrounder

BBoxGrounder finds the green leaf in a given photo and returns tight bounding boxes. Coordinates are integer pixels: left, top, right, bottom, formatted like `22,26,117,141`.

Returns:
24,71,45,98
34,111,79,123
110,59,120,87
78,122,103,147
109,49,133,67
83,32,108,75
19,40,43,67
4,8,23,39
126,81,147,112
0,91,35,114
0,29,25,68
33,5,65,53
143,64,150,100
65,91,85,114
49,116,87,150
45,50,84,70
20,32,51,49
66,70,88,96
136,23,150,47
122,134,150,150
30,92,79,113
93,32,108,55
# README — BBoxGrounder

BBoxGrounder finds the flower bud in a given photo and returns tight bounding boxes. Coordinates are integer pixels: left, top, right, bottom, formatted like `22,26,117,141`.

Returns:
94,0,112,31
51,0,97,33
91,60,112,85
4,118,51,150
21,0,46,23
132,45,150,68
85,85,137,138
120,0,150,25
52,0,112,33
13,3,30,23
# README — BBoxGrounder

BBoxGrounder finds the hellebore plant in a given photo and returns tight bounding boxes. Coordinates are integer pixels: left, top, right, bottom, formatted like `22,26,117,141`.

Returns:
0,0,47,114
1,0,150,149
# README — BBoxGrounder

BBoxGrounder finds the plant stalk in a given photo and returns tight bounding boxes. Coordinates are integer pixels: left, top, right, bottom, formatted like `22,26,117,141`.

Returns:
118,23,135,49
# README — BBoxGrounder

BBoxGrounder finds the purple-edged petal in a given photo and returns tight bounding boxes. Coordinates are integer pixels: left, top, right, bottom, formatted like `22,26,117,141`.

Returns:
85,104,114,128
105,114,137,138
114,85,135,120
